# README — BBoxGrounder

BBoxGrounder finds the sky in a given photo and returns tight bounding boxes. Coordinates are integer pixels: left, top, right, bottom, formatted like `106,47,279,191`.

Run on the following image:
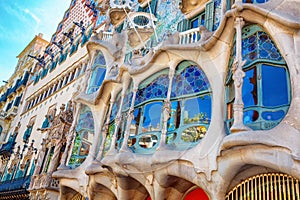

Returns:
0,0,71,87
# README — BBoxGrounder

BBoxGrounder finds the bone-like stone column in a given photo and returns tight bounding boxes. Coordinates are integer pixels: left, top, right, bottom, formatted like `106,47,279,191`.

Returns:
230,17,251,133
157,62,176,150
119,84,139,152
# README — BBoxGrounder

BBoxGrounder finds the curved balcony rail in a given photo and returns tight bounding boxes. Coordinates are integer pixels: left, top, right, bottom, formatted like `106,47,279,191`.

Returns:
179,28,201,45
127,131,161,154
226,105,290,132
114,122,209,154
30,173,59,191
126,12,156,29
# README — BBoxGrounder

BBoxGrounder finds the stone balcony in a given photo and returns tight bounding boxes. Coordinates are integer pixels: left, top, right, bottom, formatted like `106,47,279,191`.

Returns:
179,0,207,15
179,27,201,44
109,0,134,26
29,173,59,191
5,106,18,120
126,12,157,48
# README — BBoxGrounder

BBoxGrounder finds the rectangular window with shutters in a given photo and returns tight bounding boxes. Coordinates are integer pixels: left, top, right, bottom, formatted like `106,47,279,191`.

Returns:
205,1,215,31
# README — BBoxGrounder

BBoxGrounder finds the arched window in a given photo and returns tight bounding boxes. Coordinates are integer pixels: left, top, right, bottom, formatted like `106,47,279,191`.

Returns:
167,61,212,148
128,69,169,153
87,51,106,94
226,25,290,131
69,105,94,168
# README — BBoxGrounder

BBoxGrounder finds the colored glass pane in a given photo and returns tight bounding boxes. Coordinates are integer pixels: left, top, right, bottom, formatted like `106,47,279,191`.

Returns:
141,102,163,133
135,72,169,106
261,65,288,106
171,65,210,98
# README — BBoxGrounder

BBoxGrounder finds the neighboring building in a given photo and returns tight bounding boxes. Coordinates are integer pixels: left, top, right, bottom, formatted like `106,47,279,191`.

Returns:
0,0,300,199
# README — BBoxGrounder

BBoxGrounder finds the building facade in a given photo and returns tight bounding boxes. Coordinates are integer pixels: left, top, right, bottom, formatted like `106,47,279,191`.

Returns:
0,0,299,199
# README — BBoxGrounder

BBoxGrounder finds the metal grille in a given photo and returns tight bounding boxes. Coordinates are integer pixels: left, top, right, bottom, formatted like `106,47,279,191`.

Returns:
71,192,85,200
226,173,300,200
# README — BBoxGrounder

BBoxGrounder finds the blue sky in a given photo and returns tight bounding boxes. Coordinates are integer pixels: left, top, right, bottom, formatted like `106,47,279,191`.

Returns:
0,0,71,86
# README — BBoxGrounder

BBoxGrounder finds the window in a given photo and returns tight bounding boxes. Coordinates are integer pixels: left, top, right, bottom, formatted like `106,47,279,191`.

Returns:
87,51,106,94
225,25,290,131
167,61,212,146
69,105,94,168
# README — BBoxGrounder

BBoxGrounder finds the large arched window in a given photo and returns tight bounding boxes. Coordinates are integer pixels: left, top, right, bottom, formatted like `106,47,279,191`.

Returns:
167,61,212,148
226,25,290,131
128,69,169,153
69,105,94,168
87,51,106,94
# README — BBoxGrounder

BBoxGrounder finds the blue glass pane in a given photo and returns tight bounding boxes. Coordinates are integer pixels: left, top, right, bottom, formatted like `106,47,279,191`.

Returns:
110,94,122,122
242,67,258,108
88,67,106,94
183,95,211,124
191,18,198,28
243,110,259,124
262,110,285,121
262,65,288,106
135,73,168,105
241,29,283,65
171,65,210,98
122,83,133,111
94,53,106,66
142,102,163,133
76,106,94,131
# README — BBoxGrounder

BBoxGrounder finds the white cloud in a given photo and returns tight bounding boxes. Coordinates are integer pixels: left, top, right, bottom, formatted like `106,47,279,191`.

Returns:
24,8,41,24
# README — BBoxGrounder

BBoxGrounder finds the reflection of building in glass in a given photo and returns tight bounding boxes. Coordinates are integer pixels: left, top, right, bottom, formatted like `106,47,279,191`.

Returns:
0,0,299,199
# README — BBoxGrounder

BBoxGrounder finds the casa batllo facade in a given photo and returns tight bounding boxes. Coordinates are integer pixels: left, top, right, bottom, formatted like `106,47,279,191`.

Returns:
0,0,299,199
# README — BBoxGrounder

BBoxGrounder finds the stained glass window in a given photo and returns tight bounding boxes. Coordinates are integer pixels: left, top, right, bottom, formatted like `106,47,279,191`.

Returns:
135,70,169,106
87,51,106,94
69,105,94,168
226,25,290,131
168,61,212,146
171,64,210,98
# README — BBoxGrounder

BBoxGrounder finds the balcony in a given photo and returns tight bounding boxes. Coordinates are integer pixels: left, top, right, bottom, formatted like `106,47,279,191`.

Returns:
179,0,206,15
29,173,59,191
109,0,133,26
179,27,201,44
126,12,157,48
5,106,18,120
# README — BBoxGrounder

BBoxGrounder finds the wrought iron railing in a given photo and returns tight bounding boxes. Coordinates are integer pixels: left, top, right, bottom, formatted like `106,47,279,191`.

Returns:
226,173,300,200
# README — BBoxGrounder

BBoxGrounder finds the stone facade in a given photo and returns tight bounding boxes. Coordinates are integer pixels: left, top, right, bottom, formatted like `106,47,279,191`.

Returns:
0,0,300,199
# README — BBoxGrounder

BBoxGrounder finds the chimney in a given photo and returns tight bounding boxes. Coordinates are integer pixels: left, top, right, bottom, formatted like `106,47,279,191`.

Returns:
38,33,43,38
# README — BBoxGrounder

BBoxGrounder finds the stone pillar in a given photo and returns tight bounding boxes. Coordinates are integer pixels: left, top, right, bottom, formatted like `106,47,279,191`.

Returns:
158,63,176,150
230,17,251,133
119,85,138,152
106,91,125,155
97,98,115,157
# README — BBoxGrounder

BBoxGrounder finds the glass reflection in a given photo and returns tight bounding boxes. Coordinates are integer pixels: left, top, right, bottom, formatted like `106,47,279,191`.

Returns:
243,110,259,124
242,67,258,108
262,65,288,106
181,126,207,143
138,134,158,148
183,96,211,125
142,102,163,133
